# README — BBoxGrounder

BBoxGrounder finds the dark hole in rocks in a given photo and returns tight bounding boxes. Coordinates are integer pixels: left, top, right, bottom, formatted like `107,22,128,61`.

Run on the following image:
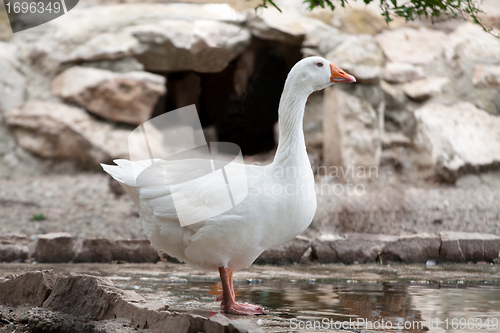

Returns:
150,37,302,156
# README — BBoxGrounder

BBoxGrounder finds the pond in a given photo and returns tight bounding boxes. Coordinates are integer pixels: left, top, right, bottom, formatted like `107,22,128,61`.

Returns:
1,262,499,332
113,270,500,332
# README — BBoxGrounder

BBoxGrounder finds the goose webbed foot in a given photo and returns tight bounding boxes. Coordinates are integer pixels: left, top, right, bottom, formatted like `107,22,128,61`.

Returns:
225,301,269,315
217,266,268,316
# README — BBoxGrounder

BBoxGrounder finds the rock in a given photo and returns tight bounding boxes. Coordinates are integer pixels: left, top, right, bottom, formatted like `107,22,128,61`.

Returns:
0,58,26,114
413,102,500,181
4,101,131,168
375,27,448,66
52,66,166,125
333,8,388,36
33,232,75,263
443,23,500,115
42,274,141,320
344,83,385,110
322,88,381,174
0,270,57,307
383,62,425,83
74,238,159,263
68,32,141,62
0,42,22,72
473,64,500,89
440,231,500,262
127,20,251,72
73,238,114,263
255,236,311,265
315,27,349,57
41,273,261,332
0,234,29,263
247,6,310,45
111,239,159,263
11,3,248,73
447,23,500,66
326,35,384,84
380,234,440,262
303,92,324,140
402,77,449,101
249,3,352,57
313,233,398,263
380,80,406,109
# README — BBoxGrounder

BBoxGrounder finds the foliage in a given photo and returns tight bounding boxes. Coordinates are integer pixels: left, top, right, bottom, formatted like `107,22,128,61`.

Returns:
30,213,46,221
255,0,496,37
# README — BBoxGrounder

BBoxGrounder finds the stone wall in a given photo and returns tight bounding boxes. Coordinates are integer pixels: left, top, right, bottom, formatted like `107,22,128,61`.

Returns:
0,0,499,183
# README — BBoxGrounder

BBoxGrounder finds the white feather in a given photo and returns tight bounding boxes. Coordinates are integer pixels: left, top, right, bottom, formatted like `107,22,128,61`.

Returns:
101,57,339,271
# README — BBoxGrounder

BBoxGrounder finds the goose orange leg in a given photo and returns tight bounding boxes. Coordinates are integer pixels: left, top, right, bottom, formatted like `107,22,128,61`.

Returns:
217,267,268,315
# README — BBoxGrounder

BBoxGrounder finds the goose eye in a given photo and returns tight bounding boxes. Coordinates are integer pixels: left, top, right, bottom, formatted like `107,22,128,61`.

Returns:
317,62,323,67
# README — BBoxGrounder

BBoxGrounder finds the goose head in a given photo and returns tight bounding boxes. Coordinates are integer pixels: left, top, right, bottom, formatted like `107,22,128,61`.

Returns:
287,56,356,93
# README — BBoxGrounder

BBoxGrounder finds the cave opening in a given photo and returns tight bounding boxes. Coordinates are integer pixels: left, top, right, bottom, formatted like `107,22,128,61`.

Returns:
150,37,303,156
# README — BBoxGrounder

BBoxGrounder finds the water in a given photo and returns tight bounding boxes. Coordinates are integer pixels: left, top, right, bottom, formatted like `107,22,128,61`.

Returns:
2,263,498,332
117,276,500,332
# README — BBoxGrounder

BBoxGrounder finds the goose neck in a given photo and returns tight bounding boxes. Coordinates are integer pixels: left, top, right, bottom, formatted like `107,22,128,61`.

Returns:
273,81,311,165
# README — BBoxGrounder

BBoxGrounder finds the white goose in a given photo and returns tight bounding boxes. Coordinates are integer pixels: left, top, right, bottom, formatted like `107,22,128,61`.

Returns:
101,56,355,315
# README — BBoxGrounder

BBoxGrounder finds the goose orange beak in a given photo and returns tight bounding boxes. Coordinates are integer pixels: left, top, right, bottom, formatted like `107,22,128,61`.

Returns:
330,63,356,83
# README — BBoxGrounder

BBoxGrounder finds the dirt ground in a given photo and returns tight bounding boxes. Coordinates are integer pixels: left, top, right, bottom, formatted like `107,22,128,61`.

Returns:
1,171,500,245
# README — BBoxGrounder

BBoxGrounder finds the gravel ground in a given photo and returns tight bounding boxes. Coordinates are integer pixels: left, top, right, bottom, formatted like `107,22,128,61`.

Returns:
0,172,499,245
0,174,145,241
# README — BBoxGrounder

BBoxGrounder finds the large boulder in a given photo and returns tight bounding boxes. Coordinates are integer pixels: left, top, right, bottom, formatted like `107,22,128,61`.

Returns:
322,88,381,175
375,27,448,66
1,271,262,333
331,7,388,36
382,62,425,83
413,102,500,181
0,270,57,307
447,23,500,66
42,274,155,321
247,5,313,45
42,273,261,333
402,77,449,101
68,32,142,63
445,23,500,114
127,19,251,72
3,101,131,169
326,34,384,83
52,66,166,125
10,4,249,73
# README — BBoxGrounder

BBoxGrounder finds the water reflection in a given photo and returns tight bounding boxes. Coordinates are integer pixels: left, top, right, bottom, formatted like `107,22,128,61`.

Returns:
121,276,500,332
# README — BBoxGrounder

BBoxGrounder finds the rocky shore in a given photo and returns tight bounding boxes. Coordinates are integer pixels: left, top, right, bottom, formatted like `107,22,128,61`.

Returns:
2,229,500,265
0,269,261,333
